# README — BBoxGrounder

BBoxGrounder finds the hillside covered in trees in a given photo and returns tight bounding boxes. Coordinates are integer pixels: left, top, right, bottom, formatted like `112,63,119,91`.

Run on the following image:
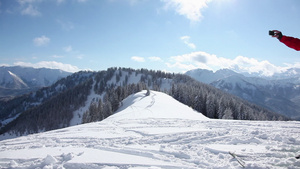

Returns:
0,68,287,138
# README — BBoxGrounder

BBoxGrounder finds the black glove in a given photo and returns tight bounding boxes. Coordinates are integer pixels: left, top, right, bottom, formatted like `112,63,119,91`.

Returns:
276,32,283,40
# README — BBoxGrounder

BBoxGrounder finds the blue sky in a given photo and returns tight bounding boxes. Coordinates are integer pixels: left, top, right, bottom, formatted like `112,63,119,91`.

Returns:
0,0,299,75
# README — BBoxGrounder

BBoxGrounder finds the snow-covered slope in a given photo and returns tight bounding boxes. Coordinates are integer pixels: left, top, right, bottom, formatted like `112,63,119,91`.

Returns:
106,90,208,121
0,90,299,169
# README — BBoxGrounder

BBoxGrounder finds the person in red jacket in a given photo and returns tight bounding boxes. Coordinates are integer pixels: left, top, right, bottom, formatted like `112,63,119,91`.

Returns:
271,30,300,51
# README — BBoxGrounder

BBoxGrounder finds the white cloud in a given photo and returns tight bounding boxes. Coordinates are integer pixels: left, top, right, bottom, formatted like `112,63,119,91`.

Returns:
63,45,73,52
18,0,41,16
148,56,163,62
57,19,75,31
131,56,163,63
230,56,285,76
21,4,41,16
18,0,39,5
167,51,300,76
14,61,80,73
180,36,196,49
166,62,198,71
56,0,65,4
17,0,85,17
167,51,213,72
131,56,145,62
33,35,50,46
170,51,212,63
109,0,146,6
76,54,84,59
56,19,75,31
62,45,84,60
0,63,10,67
162,0,212,22
127,0,146,6
52,55,64,58
284,62,300,69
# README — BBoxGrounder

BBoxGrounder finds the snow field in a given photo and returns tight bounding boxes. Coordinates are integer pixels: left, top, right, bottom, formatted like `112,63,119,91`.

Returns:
0,91,299,168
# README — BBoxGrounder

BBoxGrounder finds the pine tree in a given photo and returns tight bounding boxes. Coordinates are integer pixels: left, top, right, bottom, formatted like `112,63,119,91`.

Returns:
206,94,216,118
223,108,233,119
97,99,104,120
103,101,112,118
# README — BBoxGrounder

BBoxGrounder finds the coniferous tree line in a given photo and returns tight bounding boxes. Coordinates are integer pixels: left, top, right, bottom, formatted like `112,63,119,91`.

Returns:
0,67,288,137
0,71,94,127
0,74,94,135
169,74,287,120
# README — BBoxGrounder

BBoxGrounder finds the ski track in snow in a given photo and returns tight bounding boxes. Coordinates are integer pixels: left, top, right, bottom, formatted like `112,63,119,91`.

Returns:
0,91,300,169
1,119,299,169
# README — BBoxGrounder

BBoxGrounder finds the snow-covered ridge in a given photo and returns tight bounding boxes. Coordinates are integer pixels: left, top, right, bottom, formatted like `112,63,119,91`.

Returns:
0,90,299,168
106,90,208,121
69,70,173,126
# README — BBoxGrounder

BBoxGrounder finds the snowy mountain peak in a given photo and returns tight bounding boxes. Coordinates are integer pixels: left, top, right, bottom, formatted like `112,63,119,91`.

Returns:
0,66,72,97
185,68,241,84
0,70,28,89
7,71,29,88
106,90,209,122
0,66,72,88
215,68,239,76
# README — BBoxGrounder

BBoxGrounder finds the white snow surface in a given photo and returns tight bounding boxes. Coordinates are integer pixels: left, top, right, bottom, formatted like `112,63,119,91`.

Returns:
0,90,300,169
107,90,208,121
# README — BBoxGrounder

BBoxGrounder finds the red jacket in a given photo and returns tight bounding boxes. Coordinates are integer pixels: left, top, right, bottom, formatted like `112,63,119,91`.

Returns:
280,35,300,51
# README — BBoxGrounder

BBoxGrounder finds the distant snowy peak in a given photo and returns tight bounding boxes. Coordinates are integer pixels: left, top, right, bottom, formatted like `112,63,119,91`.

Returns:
185,69,214,84
188,68,300,81
185,69,240,84
0,70,28,89
214,69,241,77
105,90,209,122
272,68,300,80
0,66,72,89
186,68,299,87
240,68,300,80
8,71,29,89
212,75,254,90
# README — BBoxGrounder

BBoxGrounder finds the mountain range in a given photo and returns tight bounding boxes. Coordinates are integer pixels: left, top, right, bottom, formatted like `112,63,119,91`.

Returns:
185,68,300,120
0,66,71,99
0,67,286,140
